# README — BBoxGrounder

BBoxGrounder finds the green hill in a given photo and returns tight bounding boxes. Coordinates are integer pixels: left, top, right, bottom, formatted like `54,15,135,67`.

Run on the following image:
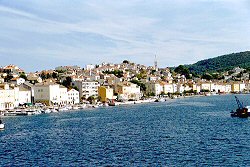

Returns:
187,51,250,74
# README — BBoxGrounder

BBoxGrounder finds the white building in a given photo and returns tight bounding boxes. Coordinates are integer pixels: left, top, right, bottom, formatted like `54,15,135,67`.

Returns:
0,77,4,83
216,84,232,93
86,64,95,71
34,82,61,106
0,84,18,110
23,81,35,104
59,85,68,106
33,82,80,106
145,81,163,96
201,82,212,91
192,83,201,93
163,83,175,94
67,89,80,104
114,81,141,101
147,75,160,81
10,77,25,85
200,82,232,93
72,80,99,99
18,86,31,104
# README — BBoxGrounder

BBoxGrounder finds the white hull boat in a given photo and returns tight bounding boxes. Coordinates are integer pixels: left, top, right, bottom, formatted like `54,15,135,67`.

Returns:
0,123,4,129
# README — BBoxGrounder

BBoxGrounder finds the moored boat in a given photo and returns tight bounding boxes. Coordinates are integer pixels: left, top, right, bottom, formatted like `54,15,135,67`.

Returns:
231,96,249,118
108,102,116,106
0,119,4,129
72,106,79,110
58,107,68,112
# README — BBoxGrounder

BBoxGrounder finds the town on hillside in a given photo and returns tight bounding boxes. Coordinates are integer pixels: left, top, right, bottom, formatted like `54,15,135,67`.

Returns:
0,61,249,115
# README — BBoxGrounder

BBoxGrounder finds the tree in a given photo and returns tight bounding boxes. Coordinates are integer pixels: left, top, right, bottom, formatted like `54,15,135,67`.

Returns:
46,73,52,79
187,51,250,74
62,76,72,88
87,96,95,104
56,69,66,73
174,65,191,79
201,73,213,80
4,74,13,82
73,86,79,91
103,70,124,78
151,70,156,75
148,92,155,96
81,96,86,102
40,72,46,80
161,76,166,81
52,72,58,79
201,89,209,92
160,91,166,96
123,60,130,64
19,73,27,80
137,69,147,80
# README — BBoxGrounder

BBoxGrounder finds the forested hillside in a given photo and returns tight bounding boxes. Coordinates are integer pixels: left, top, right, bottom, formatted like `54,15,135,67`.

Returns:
187,51,250,74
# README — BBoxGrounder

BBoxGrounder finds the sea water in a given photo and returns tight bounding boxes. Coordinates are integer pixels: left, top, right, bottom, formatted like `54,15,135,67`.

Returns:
1,94,250,166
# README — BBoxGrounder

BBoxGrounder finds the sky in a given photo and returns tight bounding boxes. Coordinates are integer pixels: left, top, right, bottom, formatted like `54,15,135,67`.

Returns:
0,0,250,72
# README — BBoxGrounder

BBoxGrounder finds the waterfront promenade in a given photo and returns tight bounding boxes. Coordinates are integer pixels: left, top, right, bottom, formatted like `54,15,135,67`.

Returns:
0,93,221,117
0,93,210,117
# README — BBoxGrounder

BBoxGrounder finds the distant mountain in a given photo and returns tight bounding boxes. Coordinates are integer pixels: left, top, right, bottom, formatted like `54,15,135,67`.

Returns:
187,51,250,74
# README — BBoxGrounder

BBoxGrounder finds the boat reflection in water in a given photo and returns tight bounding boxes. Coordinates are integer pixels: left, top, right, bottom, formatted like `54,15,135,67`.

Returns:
231,96,249,118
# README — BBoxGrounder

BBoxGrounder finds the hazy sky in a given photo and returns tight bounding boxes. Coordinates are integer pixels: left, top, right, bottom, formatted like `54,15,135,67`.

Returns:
0,0,250,72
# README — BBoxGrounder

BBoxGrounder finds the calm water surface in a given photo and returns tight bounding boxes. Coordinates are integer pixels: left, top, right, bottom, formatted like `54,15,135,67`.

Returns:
1,94,250,166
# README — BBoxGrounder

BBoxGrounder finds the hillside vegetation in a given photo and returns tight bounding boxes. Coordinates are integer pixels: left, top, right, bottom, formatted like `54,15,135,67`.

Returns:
187,51,250,74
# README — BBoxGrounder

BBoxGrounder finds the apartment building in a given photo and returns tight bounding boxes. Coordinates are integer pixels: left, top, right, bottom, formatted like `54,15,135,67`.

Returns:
72,80,99,99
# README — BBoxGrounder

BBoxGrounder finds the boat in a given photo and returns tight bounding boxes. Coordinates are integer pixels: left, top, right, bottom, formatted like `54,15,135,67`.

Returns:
108,102,116,106
58,107,68,112
103,103,109,107
43,108,51,114
0,119,4,129
4,111,28,116
78,104,86,109
155,98,165,102
231,96,249,118
108,99,116,106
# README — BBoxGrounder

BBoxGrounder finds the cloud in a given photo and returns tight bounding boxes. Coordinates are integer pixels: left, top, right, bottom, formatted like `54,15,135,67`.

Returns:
0,1,249,71
0,5,37,18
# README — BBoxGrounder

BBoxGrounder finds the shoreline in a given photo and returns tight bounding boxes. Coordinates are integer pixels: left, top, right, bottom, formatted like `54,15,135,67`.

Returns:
0,93,241,117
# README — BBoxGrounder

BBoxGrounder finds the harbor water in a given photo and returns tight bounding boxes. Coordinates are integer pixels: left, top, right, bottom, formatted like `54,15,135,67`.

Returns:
1,94,250,166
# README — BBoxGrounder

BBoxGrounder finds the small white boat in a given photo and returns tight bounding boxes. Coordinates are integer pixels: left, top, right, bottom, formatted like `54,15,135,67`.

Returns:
58,107,68,112
103,103,109,107
0,123,4,129
92,105,99,108
0,119,4,129
44,109,51,114
50,108,58,113
78,104,86,109
72,106,79,110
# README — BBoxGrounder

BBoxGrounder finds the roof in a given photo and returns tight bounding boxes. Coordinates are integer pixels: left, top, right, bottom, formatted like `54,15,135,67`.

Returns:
34,82,58,87
24,81,34,87
19,86,29,91
59,85,67,89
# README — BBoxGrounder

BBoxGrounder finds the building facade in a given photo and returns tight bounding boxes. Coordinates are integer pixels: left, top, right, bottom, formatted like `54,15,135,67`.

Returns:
34,83,60,106
72,80,99,99
67,89,80,104
98,86,114,102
